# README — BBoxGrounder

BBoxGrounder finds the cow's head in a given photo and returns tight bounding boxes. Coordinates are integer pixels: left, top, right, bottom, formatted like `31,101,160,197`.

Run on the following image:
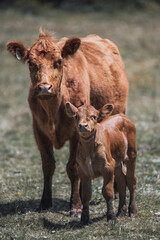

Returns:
7,30,81,100
65,102,114,139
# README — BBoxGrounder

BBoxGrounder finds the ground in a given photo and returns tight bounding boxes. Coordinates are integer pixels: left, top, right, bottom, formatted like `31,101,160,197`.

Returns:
0,8,160,240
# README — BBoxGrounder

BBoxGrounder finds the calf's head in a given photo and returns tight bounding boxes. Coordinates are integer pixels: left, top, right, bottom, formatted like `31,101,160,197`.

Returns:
7,31,81,100
66,102,114,139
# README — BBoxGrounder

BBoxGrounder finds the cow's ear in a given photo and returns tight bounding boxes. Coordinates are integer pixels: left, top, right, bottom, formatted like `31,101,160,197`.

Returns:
7,41,29,62
98,104,114,122
61,38,81,58
65,102,78,117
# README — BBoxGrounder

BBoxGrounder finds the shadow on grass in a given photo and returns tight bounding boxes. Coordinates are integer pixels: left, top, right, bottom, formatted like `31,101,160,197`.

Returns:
0,198,70,217
43,214,106,230
0,197,105,230
0,198,101,218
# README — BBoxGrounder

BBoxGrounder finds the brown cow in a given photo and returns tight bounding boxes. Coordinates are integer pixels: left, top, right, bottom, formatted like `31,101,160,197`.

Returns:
66,102,137,225
7,31,128,216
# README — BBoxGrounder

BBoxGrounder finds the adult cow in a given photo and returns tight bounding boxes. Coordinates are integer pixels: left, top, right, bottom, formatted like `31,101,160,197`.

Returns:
7,31,128,216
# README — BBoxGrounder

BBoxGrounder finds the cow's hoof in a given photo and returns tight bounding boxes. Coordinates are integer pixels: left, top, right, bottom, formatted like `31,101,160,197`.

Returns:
81,214,89,225
81,218,89,225
70,208,82,218
107,211,116,222
38,199,52,211
81,207,89,225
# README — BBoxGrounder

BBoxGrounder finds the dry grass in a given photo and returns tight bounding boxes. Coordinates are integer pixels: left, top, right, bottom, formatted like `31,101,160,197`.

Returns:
0,8,160,240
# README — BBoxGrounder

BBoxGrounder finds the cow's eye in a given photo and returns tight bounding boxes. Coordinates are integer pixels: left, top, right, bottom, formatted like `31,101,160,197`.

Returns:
27,61,31,67
28,61,34,67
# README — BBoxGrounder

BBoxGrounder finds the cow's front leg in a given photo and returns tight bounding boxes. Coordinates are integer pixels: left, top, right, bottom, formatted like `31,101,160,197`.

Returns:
40,149,55,210
66,135,81,217
33,121,55,210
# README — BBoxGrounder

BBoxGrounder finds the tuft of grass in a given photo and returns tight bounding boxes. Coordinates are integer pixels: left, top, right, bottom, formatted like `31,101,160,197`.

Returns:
0,8,160,240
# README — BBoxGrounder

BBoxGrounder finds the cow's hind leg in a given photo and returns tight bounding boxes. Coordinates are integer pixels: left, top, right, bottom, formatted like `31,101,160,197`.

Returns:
33,122,55,210
67,135,81,217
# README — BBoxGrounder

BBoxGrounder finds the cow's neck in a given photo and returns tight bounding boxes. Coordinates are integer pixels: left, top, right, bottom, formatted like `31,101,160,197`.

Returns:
39,93,63,147
39,92,62,123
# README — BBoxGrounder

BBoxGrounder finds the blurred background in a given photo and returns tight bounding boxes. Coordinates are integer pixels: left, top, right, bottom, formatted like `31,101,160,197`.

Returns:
0,1,160,239
1,0,160,11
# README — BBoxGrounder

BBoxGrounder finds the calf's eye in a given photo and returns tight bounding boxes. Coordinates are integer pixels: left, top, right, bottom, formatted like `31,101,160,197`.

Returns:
91,115,97,120
75,115,79,121
58,59,62,65
54,59,62,69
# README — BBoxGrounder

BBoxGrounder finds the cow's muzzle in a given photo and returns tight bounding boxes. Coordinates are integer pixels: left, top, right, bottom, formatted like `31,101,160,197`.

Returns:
37,84,54,100
38,84,52,93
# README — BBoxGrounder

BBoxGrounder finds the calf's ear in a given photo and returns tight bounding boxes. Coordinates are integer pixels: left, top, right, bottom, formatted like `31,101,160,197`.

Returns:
7,41,28,62
65,102,78,117
98,104,114,122
61,38,81,58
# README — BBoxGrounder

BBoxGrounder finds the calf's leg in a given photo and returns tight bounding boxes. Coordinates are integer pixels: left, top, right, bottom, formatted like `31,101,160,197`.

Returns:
102,162,116,221
115,163,127,217
126,146,137,217
80,174,92,225
67,135,81,217
114,179,118,199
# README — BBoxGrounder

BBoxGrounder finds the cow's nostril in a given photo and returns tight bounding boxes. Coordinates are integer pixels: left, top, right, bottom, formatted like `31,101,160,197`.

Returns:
38,85,42,92
38,84,52,92
47,84,52,90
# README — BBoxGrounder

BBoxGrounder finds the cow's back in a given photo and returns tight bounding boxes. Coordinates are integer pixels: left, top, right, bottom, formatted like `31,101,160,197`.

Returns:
58,35,128,114
81,35,128,113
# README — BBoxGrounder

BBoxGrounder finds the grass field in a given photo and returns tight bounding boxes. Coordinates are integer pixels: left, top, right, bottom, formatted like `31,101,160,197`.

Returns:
0,7,160,240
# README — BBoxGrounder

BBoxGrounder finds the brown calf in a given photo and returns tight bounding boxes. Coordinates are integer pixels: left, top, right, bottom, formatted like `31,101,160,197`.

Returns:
66,102,137,225
7,31,128,216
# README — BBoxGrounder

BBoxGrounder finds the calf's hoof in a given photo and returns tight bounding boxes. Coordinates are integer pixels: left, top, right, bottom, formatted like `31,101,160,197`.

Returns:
70,208,82,218
128,204,138,218
114,192,119,199
117,205,127,217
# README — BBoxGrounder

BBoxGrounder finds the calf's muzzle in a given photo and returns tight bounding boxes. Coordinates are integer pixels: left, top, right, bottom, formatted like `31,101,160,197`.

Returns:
79,123,89,132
